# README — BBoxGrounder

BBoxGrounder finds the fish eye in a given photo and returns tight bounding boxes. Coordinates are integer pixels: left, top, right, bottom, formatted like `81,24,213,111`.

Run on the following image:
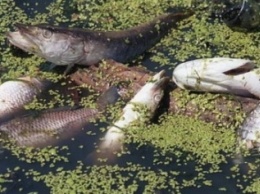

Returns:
42,29,53,39
154,94,162,102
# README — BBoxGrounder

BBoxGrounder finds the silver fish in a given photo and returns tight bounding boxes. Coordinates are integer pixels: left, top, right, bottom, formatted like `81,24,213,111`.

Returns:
238,103,260,150
0,77,46,122
172,58,260,98
6,11,193,71
93,70,169,162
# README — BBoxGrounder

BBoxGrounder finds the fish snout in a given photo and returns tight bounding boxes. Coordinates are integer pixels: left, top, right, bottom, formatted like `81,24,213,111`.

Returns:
150,70,170,91
5,31,14,46
152,70,166,81
155,76,170,88
14,23,30,31
13,23,38,37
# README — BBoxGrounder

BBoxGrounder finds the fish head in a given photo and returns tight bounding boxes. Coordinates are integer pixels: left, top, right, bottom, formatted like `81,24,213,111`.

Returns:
172,58,255,95
6,30,38,54
7,23,85,65
130,70,169,113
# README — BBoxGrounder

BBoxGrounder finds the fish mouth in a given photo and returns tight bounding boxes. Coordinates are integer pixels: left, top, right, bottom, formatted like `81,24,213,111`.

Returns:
13,23,40,42
152,70,169,90
6,24,40,54
14,23,40,37
152,70,166,81
154,77,169,89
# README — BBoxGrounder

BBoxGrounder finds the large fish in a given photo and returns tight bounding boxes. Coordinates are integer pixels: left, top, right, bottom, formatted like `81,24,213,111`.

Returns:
91,70,169,162
172,58,260,98
6,11,193,71
0,77,47,123
0,108,98,147
0,86,120,147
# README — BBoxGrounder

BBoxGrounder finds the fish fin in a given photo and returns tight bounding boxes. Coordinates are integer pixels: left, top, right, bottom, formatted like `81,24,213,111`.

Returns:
49,63,57,70
223,62,255,75
64,64,75,75
96,86,121,110
44,62,74,74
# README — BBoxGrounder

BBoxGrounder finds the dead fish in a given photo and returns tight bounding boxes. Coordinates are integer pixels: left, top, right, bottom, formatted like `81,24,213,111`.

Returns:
6,11,193,72
0,108,98,147
238,103,260,150
172,58,260,98
0,86,120,147
93,70,169,162
0,77,47,122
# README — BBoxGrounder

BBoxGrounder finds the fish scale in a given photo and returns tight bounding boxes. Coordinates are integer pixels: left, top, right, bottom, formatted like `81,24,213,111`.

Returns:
0,108,99,147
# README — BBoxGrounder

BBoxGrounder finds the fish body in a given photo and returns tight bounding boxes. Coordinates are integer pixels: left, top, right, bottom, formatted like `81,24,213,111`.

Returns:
0,85,120,147
98,70,169,158
0,107,99,147
7,11,192,67
238,103,260,150
0,77,46,122
172,58,260,98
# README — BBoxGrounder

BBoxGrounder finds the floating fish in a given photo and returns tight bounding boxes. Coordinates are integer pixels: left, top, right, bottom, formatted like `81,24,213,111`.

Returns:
0,86,120,147
7,11,193,72
93,70,169,162
238,103,260,150
172,58,260,98
0,108,99,147
0,77,47,123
